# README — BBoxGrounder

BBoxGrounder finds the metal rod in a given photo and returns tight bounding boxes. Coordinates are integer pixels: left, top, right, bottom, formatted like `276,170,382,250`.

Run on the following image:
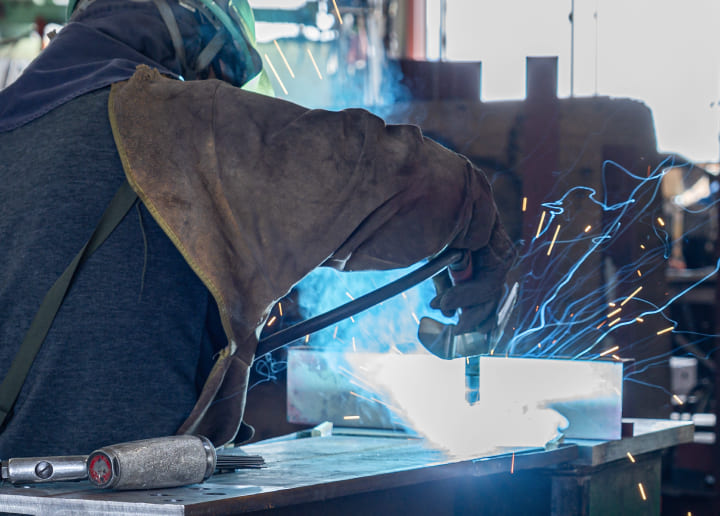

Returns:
256,249,464,357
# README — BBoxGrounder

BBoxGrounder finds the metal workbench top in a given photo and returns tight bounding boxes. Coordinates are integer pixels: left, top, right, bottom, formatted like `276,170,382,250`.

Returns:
568,418,694,467
0,418,692,515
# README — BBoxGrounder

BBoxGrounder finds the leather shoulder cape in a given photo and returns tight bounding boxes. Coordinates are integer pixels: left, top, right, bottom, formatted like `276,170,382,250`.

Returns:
108,65,501,445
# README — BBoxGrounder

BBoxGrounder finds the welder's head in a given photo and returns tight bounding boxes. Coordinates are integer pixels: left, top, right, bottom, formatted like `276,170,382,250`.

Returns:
67,0,263,88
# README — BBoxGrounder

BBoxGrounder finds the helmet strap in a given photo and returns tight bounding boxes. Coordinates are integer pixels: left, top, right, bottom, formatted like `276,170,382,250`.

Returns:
151,0,192,78
194,29,226,76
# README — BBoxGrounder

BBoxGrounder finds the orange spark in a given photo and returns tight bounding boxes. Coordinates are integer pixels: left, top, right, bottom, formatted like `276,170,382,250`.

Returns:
522,197,527,212
331,0,343,24
278,302,283,316
636,317,644,323
612,354,621,360
673,394,684,405
599,345,619,357
305,334,310,343
657,326,674,335
607,308,622,318
535,211,546,238
547,224,561,256
657,217,665,227
343,415,360,420
263,53,288,95
584,225,592,232
638,482,647,501
273,40,295,78
306,48,323,79
608,317,621,328
267,315,277,327
627,452,636,463
621,286,643,306
637,270,642,277
596,321,607,329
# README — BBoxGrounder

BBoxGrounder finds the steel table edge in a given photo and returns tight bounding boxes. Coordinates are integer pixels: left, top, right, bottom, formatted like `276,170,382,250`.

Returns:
470,444,579,477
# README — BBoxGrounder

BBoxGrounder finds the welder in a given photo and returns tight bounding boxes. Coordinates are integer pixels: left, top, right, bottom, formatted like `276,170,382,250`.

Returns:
0,0,515,458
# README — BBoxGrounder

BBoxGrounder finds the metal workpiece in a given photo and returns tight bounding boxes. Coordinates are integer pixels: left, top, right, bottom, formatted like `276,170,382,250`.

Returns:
87,435,216,490
1,455,87,483
287,349,623,441
476,356,624,440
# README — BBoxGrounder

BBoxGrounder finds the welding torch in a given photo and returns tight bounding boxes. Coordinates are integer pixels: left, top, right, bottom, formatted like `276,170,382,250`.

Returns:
256,249,466,358
257,248,517,360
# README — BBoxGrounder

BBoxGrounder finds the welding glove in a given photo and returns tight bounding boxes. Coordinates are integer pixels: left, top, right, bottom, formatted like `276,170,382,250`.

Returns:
419,219,516,358
432,219,516,334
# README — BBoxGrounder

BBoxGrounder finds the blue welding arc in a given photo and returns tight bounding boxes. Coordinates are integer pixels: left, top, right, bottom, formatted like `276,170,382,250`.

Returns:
255,249,465,358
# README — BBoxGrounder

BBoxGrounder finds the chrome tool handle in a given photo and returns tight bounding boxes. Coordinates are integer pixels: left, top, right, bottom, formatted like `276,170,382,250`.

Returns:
1,456,88,483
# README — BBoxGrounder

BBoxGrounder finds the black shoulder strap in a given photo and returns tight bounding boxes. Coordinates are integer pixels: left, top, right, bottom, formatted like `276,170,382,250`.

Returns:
0,179,138,427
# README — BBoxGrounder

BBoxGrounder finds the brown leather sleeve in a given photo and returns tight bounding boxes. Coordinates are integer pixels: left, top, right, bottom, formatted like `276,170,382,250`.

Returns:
111,65,501,346
211,82,501,273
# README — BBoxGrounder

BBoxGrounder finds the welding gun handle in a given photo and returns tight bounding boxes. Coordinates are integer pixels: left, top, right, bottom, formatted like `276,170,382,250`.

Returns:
256,249,465,358
1,455,88,484
448,249,473,283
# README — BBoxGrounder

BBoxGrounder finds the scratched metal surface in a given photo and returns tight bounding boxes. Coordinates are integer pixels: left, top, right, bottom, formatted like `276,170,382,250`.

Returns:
0,434,572,515
0,419,692,515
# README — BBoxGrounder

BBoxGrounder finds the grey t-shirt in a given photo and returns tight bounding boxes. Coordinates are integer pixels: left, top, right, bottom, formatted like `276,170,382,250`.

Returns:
0,88,223,457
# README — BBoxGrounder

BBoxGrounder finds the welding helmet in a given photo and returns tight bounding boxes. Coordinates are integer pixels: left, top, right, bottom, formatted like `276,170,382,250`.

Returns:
67,0,270,91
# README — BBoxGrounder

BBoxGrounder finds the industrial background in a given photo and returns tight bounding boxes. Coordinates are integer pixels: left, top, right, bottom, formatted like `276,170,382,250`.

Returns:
1,0,719,514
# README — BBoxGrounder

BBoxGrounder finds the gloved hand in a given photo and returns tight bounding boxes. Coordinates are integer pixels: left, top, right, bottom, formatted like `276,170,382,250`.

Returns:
419,219,516,358
432,219,516,332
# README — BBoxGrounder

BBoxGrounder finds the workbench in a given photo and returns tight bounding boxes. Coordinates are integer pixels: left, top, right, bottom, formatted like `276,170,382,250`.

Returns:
0,419,692,515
